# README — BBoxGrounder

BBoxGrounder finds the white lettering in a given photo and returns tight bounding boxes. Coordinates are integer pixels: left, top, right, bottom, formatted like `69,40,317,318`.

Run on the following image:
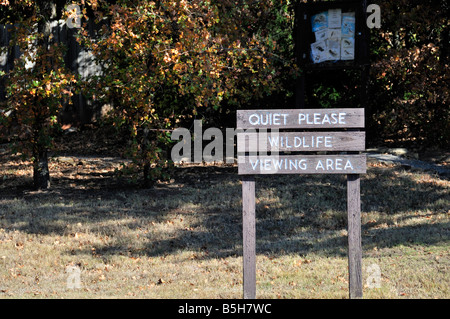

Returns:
264,158,271,170
302,136,310,148
268,136,279,147
273,113,280,125
298,113,306,124
325,136,332,147
331,113,338,124
273,158,283,170
326,159,334,170
313,113,320,124
289,159,298,170
344,160,354,170
285,137,292,148
335,158,343,170
248,113,289,126
260,114,269,125
322,113,331,124
316,160,325,170
316,136,323,147
315,158,355,171
250,159,259,170
298,112,347,126
249,114,260,125
299,159,307,170
249,158,311,171
246,157,358,173
267,135,334,149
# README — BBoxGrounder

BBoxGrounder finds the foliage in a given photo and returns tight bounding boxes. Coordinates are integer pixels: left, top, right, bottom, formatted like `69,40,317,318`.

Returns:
0,1,77,189
3,39,76,155
2,0,447,190
368,0,449,147
78,0,295,184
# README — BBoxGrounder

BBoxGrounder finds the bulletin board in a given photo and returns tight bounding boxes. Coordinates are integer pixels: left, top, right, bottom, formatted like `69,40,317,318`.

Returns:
295,0,369,70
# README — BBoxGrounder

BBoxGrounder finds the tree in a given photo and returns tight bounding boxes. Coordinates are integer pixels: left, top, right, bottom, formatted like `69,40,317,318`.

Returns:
368,0,449,147
0,0,76,189
79,0,294,185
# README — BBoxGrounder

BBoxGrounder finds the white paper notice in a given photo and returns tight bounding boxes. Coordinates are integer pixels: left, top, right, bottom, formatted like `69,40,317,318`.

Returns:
311,12,328,32
327,39,340,60
327,28,341,39
311,40,328,63
328,9,342,29
342,13,355,37
341,37,354,60
315,29,327,42
309,10,356,63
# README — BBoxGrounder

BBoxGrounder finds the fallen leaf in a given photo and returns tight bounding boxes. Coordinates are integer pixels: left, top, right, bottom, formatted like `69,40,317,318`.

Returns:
157,278,165,285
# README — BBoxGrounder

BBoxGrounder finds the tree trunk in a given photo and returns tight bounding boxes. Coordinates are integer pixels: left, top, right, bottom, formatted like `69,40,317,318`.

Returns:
143,162,153,188
33,148,50,189
30,2,55,190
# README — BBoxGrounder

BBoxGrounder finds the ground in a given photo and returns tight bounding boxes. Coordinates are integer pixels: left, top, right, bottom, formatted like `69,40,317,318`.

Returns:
0,126,448,298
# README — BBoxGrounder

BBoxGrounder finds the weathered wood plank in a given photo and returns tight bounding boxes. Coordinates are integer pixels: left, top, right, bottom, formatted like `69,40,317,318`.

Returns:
242,175,256,299
237,108,365,129
237,131,365,152
347,174,363,299
238,155,366,175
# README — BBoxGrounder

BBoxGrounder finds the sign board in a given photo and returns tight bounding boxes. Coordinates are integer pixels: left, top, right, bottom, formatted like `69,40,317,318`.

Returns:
295,0,370,70
238,132,365,152
238,155,366,175
238,107,365,299
310,9,356,63
237,108,364,129
237,108,366,176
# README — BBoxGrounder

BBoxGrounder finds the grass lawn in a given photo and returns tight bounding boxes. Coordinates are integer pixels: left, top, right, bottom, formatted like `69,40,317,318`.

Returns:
0,151,448,299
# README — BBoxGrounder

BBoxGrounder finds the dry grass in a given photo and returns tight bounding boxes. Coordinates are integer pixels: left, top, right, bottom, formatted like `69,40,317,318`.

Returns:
0,153,448,299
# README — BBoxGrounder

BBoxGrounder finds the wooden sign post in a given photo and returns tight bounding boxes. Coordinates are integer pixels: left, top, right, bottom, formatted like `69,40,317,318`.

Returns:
237,108,365,299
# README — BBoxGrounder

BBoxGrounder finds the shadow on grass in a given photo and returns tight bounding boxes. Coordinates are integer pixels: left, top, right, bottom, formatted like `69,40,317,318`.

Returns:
0,165,448,260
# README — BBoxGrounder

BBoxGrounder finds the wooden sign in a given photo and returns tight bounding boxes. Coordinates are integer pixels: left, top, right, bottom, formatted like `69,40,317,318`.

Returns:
238,155,366,175
237,108,364,129
237,131,365,152
238,107,365,299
